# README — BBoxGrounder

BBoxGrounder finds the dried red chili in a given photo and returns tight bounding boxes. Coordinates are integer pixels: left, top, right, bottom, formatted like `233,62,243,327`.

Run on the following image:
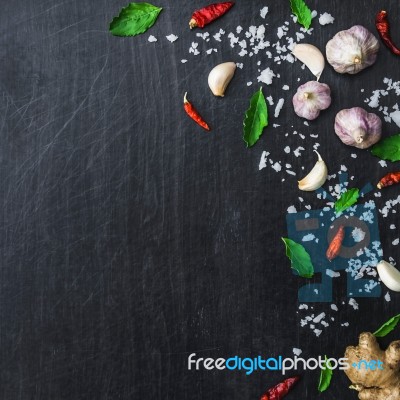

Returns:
183,92,210,131
375,11,400,55
326,225,345,262
377,171,400,189
260,376,300,400
189,2,235,29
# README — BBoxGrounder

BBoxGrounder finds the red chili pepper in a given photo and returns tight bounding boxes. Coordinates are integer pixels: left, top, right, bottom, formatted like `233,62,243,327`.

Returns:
377,171,400,189
375,11,400,55
260,376,300,400
326,225,345,262
189,2,235,29
183,92,210,131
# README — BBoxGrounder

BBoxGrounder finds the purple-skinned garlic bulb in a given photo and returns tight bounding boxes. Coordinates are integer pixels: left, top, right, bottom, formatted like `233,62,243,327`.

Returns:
292,81,331,120
326,25,379,74
334,107,382,149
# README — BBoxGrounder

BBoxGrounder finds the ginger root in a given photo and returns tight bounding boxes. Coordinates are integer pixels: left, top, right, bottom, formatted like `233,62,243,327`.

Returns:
344,332,400,400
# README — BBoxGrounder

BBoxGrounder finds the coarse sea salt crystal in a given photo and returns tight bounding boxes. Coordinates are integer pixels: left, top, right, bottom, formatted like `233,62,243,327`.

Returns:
390,224,396,229
284,146,290,154
257,67,276,85
302,233,315,242
311,10,318,18
148,35,157,42
331,304,338,311
166,34,178,42
326,269,340,278
367,91,380,108
181,59,188,64
272,162,282,172
277,27,285,39
293,146,305,157
385,292,391,302
247,82,252,86
349,298,359,310
319,12,335,25
274,98,285,118
390,110,400,127
287,205,297,213
293,348,302,356
313,313,325,323
267,96,274,105
393,238,399,245
259,151,268,170
282,85,289,90
352,227,366,243
260,6,269,19
378,160,387,167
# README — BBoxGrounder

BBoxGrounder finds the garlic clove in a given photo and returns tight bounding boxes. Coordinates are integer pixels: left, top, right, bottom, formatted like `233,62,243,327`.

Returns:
334,107,382,149
292,43,325,81
292,81,331,120
298,151,328,191
326,25,379,74
377,260,400,292
208,62,236,97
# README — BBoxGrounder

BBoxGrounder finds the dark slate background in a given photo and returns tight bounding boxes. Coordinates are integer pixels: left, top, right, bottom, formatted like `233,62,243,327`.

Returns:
0,0,399,399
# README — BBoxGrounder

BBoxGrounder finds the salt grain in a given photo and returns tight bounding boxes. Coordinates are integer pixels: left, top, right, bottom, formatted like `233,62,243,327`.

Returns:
326,269,340,278
258,67,276,85
293,348,302,356
319,12,335,25
166,34,178,43
259,151,268,170
260,6,269,19
274,98,285,118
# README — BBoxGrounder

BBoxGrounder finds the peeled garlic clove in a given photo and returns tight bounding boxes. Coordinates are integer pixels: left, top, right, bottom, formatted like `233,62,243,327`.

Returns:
298,151,328,191
208,62,236,97
292,43,325,81
292,81,331,120
335,107,382,149
377,260,400,292
326,25,380,74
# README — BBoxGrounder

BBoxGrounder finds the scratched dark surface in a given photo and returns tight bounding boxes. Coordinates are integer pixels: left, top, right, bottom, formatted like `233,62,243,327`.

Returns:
1,0,400,399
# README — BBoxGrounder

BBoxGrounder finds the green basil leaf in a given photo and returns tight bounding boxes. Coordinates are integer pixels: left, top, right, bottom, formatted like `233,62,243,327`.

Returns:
374,314,400,337
110,2,162,37
290,0,312,30
243,88,268,148
282,238,314,278
334,188,360,213
371,134,400,162
318,356,333,392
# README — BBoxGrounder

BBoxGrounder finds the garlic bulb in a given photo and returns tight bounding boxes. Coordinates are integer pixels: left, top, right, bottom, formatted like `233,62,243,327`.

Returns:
208,62,236,97
335,107,382,149
292,43,325,81
377,260,400,292
326,25,379,74
292,81,331,120
298,151,328,191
